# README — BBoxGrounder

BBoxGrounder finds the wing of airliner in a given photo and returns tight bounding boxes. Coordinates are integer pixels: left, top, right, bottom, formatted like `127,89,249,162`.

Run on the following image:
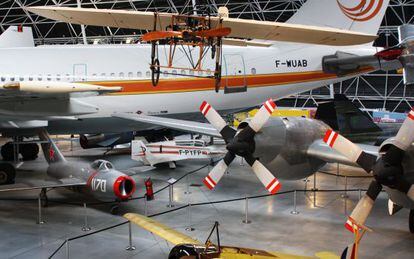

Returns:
26,6,377,46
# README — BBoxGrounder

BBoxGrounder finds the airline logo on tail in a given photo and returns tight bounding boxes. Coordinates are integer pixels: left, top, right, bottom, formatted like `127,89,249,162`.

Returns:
337,0,384,21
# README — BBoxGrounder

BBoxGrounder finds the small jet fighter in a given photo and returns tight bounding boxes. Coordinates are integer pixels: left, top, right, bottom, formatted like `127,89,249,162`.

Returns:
0,130,138,212
131,139,225,168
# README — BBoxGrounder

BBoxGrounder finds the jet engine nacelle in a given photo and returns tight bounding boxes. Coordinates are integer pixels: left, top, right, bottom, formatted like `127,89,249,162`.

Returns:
88,170,136,201
80,132,135,149
253,117,330,180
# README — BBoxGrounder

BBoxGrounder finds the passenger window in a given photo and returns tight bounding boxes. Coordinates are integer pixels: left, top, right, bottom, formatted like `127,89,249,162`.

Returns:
119,72,124,78
47,74,51,81
146,71,150,77
137,71,142,77
251,68,257,75
1,77,5,82
197,71,203,76
172,70,177,76
163,71,168,78
189,70,194,76
56,74,61,81
128,72,133,78
110,73,115,78
38,75,42,81
10,77,15,82
19,76,24,81
101,73,106,78
181,69,186,75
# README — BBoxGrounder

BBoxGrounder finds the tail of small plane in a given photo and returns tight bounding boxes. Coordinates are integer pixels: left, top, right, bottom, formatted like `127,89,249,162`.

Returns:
131,140,156,166
38,129,67,164
0,26,35,48
288,0,389,37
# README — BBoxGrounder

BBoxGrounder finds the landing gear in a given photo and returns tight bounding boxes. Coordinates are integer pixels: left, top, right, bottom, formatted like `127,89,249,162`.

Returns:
0,163,15,185
0,142,39,161
110,204,119,215
410,210,414,233
40,188,48,207
1,142,14,161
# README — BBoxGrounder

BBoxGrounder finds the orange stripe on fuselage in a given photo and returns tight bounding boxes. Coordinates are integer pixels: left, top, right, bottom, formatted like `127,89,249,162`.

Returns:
87,69,373,95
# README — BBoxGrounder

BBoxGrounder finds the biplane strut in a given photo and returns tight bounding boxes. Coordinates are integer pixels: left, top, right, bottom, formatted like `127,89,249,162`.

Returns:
145,11,231,92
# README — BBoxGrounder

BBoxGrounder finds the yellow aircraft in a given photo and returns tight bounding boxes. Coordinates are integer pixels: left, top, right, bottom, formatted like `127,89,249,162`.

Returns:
124,213,339,259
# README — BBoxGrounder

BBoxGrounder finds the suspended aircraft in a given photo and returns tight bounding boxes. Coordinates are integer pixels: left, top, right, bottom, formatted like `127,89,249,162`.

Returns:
0,0,405,185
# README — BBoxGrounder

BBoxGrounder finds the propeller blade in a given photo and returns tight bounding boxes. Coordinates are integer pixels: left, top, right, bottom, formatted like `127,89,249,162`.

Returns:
244,154,281,194
323,129,377,173
345,180,382,233
200,101,236,142
393,107,414,151
248,99,276,133
203,152,235,190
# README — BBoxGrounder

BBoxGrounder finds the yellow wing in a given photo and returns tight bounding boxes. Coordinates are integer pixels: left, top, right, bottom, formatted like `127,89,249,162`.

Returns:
124,213,201,246
26,6,377,46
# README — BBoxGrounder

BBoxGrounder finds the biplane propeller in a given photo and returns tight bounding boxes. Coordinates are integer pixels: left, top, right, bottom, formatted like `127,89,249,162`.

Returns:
27,6,378,93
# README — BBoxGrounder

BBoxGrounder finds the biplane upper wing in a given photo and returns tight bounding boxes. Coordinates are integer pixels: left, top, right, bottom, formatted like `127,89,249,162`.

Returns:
27,6,377,46
124,213,202,246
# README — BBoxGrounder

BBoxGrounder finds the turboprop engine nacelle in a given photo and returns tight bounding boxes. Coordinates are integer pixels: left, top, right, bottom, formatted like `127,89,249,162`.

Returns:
252,117,330,180
88,169,136,201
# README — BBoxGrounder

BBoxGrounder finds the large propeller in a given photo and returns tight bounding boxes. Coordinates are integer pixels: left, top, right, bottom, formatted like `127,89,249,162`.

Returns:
323,108,414,232
200,99,281,194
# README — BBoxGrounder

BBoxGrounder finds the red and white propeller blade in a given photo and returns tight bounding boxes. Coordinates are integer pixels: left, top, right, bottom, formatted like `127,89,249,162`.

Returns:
251,160,281,194
200,101,236,141
249,99,276,132
393,107,414,151
203,153,235,190
345,180,382,233
323,129,376,173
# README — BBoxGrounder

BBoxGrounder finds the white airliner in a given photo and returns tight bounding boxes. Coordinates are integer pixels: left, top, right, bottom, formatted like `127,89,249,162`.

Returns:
0,1,398,157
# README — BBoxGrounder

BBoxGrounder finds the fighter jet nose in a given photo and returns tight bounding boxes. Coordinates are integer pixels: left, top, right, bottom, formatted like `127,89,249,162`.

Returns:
114,175,136,200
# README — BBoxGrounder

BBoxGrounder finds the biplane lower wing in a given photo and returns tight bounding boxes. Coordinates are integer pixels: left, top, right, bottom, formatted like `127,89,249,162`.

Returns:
26,6,377,46
123,213,201,246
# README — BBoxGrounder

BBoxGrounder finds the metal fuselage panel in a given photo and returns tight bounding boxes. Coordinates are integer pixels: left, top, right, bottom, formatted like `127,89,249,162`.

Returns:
255,117,330,180
0,43,377,134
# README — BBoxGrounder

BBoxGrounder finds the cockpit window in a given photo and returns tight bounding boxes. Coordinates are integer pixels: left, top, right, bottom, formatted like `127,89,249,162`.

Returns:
91,160,114,171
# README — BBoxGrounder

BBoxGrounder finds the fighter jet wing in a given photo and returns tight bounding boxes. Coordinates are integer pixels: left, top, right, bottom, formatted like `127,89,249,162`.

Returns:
113,113,222,138
0,179,86,192
124,213,202,246
306,139,379,167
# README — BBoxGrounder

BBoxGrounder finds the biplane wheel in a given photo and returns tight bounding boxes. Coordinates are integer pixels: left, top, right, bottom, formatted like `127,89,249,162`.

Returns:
151,58,160,87
168,244,198,259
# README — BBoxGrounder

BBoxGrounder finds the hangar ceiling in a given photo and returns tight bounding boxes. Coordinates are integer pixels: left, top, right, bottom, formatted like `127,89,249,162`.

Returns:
0,0,414,112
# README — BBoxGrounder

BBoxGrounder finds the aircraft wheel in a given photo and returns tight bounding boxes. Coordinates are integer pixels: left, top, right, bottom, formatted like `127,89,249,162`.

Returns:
168,244,199,259
0,163,15,185
20,143,39,161
1,142,14,161
410,210,414,234
151,58,160,86
110,204,119,215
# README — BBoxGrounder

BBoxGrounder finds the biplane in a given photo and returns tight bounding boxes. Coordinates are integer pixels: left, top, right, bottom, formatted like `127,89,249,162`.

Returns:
124,213,339,259
26,5,377,93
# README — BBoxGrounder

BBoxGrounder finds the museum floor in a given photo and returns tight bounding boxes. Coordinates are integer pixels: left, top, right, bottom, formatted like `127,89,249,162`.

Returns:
0,141,413,259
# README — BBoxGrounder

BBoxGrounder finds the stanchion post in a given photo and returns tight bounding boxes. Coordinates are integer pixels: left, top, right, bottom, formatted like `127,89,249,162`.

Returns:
341,176,349,198
37,195,45,224
167,184,175,208
311,173,318,191
184,174,191,195
144,195,148,216
82,203,91,231
242,197,251,224
126,221,136,251
185,204,195,231
65,239,69,259
290,190,299,215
